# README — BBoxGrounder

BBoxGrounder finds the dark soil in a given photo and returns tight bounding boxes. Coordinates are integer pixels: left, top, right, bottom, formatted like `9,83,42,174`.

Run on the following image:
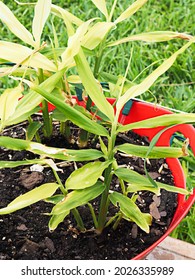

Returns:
0,119,177,260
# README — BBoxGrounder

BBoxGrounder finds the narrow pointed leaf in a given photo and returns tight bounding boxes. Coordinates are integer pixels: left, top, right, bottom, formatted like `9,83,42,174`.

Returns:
52,182,105,215
66,161,111,190
91,0,108,19
49,211,70,231
32,0,52,48
108,31,193,47
0,159,46,169
45,195,64,204
60,19,96,69
26,122,42,141
0,41,57,72
74,49,114,121
31,84,109,136
0,66,36,77
115,168,188,195
116,143,186,158
0,183,59,215
127,185,161,195
115,0,148,24
82,22,115,50
0,136,104,162
116,39,195,113
115,167,152,186
0,2,36,47
118,113,195,132
127,181,188,195
109,191,151,233
51,4,83,26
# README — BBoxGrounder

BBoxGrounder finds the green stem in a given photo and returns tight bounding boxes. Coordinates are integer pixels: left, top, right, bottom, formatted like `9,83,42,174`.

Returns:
112,212,123,230
71,208,85,232
78,129,88,148
93,38,107,79
97,164,113,233
60,120,72,143
105,212,120,228
87,203,98,229
38,69,52,138
41,100,52,138
97,120,118,233
52,168,67,196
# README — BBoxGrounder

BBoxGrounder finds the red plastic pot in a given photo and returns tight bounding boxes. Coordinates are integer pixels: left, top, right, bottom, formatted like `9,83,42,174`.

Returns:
47,97,195,260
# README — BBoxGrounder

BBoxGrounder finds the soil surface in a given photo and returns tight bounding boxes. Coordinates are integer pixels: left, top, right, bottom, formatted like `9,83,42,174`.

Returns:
0,119,177,260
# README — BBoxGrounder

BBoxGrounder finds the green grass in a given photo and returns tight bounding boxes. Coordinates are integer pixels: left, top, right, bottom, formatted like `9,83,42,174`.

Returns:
0,0,194,244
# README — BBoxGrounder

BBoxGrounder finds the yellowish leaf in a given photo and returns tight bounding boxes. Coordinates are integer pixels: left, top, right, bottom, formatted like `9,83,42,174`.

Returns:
0,41,57,72
60,19,96,69
0,86,23,124
32,0,52,48
0,2,36,47
82,22,115,50
75,48,115,121
91,0,108,19
118,113,195,133
115,0,148,24
67,75,82,84
0,183,59,215
116,39,195,113
51,4,83,26
108,31,193,47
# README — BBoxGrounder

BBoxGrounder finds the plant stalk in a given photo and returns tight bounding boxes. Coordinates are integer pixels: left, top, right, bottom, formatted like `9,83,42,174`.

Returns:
97,122,117,233
71,208,85,232
38,69,52,138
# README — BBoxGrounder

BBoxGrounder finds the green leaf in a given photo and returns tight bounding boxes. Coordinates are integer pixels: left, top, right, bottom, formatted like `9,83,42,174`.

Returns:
127,185,160,195
31,84,109,137
156,183,189,195
52,182,105,215
0,136,30,151
45,195,64,204
117,113,195,133
109,191,151,233
0,136,104,162
107,31,193,47
66,161,111,190
115,168,188,195
32,0,52,48
0,159,46,169
74,48,114,121
115,167,153,187
0,2,36,47
49,211,69,231
115,166,161,194
26,122,42,141
52,109,67,122
116,39,195,113
115,0,148,24
116,143,186,158
91,0,108,19
0,183,59,215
